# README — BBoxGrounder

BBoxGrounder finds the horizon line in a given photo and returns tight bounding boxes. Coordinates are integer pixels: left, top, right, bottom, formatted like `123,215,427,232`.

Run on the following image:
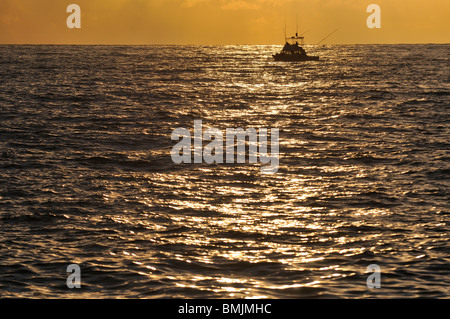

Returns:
0,42,449,46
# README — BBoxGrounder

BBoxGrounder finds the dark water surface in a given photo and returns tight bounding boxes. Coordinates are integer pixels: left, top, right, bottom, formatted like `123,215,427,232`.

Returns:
0,44,449,298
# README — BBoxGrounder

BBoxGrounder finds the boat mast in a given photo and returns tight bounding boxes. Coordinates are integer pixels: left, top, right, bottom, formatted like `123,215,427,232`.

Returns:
283,15,305,45
296,15,305,45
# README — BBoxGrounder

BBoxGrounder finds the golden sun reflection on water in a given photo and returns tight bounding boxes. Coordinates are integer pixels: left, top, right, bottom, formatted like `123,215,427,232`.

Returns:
0,44,448,299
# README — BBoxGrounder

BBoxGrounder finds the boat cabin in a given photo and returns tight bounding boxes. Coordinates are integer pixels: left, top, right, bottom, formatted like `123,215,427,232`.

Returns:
281,33,306,56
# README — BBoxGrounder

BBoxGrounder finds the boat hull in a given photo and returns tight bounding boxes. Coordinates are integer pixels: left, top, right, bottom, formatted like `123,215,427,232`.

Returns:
273,54,320,62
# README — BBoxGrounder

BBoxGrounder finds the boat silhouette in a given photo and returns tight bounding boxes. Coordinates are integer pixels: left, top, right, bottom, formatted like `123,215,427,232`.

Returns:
273,33,319,62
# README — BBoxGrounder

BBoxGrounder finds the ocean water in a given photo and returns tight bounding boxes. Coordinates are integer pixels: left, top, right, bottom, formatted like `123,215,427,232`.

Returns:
0,44,449,298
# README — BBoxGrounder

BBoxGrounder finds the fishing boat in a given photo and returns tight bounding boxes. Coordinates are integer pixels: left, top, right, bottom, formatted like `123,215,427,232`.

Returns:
273,33,319,62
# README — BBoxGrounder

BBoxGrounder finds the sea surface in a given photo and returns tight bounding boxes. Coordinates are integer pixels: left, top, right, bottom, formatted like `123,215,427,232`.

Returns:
0,44,449,298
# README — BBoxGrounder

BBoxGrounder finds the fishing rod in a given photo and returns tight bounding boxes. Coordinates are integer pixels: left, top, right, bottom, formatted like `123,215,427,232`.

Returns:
300,29,310,37
316,29,338,45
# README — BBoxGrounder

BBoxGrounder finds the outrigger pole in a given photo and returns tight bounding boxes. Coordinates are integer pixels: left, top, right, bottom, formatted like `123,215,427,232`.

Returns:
300,29,310,37
316,29,339,45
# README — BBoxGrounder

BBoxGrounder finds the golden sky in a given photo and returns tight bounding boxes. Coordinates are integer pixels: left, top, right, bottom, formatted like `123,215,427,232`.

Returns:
0,0,449,44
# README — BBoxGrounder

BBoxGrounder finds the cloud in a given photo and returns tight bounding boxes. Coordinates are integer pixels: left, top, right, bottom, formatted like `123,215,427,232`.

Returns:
220,1,262,10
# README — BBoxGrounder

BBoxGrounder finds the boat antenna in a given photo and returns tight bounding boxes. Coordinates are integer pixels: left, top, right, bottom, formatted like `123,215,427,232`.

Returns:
284,16,287,41
296,14,298,37
316,29,338,45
